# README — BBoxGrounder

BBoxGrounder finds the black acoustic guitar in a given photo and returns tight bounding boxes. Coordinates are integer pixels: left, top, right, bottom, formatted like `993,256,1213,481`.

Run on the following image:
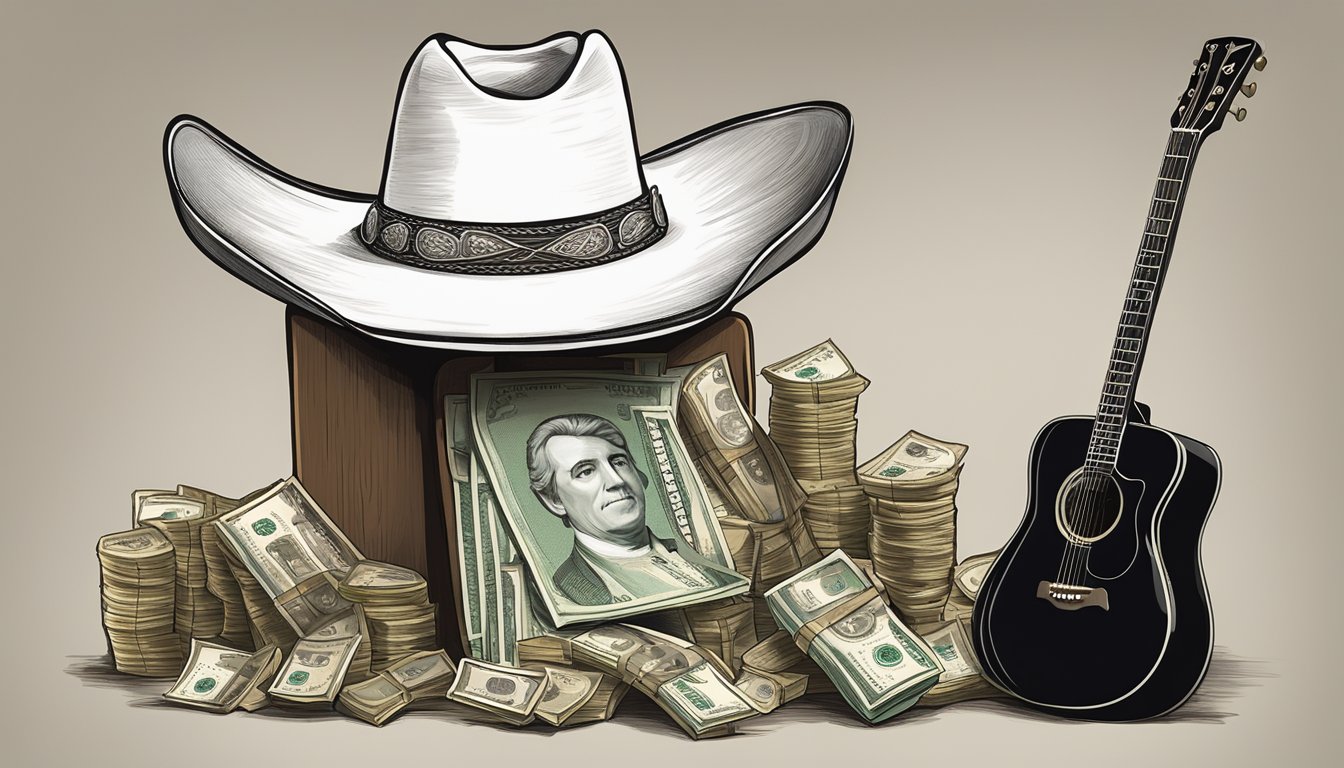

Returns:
971,37,1266,721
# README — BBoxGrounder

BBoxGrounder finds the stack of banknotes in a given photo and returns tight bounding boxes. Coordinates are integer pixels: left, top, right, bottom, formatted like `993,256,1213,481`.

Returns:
338,650,457,725
96,528,183,677
763,340,872,558
765,550,945,722
337,561,438,669
858,431,968,629
135,494,225,655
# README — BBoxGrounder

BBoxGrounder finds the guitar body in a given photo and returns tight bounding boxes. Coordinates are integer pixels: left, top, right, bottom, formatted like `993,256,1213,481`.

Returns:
973,413,1221,720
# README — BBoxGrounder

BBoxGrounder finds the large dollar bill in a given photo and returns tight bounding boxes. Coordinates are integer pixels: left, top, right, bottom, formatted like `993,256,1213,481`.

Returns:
765,550,944,722
163,639,282,713
214,477,363,599
444,395,485,659
569,623,759,739
471,371,747,628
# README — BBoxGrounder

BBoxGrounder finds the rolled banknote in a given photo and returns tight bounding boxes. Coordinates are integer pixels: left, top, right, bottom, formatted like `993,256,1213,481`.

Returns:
337,650,457,726
765,550,944,722
163,640,282,713
214,477,363,599
447,658,547,726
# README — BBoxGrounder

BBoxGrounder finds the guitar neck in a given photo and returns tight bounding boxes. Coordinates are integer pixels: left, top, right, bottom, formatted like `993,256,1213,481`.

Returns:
1087,130,1201,471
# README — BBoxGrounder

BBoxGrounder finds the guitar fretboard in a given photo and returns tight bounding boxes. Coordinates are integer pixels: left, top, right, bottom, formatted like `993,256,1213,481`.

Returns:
1086,130,1200,471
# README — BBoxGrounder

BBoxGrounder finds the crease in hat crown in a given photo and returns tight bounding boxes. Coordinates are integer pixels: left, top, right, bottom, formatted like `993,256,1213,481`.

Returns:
381,30,647,223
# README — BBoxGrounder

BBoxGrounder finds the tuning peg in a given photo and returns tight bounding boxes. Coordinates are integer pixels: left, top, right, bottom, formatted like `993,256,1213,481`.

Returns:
1241,82,1257,97
1228,106,1248,122
1253,54,1267,71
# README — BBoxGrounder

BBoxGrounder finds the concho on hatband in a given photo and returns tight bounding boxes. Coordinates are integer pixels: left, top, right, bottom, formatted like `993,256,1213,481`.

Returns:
359,187,668,275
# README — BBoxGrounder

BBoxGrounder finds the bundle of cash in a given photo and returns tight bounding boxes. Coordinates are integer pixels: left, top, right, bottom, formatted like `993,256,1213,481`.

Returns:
97,528,184,677
163,639,282,713
184,486,255,649
679,354,810,526
217,539,300,651
859,431,968,629
718,513,822,639
337,561,438,670
567,623,760,738
765,550,944,722
447,658,548,726
763,340,872,557
337,650,458,726
941,550,997,623
213,477,364,650
532,666,630,727
268,632,364,709
137,495,225,655
915,620,1003,707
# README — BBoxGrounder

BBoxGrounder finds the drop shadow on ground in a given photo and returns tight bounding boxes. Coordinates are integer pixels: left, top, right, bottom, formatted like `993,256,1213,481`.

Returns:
65,645,1272,739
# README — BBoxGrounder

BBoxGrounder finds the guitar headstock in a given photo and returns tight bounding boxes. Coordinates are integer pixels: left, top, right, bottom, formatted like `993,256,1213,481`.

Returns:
1172,37,1266,135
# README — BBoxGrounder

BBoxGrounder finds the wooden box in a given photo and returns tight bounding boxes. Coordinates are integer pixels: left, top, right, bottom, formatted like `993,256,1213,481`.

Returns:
286,307,756,657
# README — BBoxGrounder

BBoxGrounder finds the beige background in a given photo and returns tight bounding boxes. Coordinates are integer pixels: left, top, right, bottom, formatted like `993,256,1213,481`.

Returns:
2,0,1340,764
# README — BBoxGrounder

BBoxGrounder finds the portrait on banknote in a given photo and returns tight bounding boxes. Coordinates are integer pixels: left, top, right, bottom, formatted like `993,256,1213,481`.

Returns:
471,372,748,627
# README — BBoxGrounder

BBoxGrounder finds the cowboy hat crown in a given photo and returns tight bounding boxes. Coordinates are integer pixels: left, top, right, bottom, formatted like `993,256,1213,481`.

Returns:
384,32,644,222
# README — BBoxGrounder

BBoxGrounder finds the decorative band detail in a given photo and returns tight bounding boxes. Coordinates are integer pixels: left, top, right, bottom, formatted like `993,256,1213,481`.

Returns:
359,187,667,275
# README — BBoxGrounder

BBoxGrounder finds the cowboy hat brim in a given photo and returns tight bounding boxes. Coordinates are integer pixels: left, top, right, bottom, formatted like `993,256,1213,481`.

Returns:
165,102,852,351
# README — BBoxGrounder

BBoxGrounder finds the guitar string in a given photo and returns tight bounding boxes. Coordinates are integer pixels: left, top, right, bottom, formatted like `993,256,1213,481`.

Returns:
1065,43,1235,589
1068,128,1184,587
1075,128,1192,587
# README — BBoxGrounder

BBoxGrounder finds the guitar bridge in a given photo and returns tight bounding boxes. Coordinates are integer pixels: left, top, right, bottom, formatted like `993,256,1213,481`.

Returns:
1036,581,1110,611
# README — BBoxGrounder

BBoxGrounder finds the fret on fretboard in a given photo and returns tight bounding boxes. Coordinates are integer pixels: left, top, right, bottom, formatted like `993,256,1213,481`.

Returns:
1087,129,1200,470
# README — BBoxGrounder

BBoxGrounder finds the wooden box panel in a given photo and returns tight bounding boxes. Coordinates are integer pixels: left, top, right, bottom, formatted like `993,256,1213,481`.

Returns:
288,308,754,656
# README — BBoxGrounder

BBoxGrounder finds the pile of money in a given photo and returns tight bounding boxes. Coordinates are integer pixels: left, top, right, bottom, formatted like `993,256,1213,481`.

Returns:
916,620,1002,707
163,639,282,713
765,550,944,722
645,596,758,674
763,340,872,557
97,528,184,677
136,495,225,655
338,650,458,726
447,658,548,725
179,485,255,649
942,550,997,623
337,561,438,670
859,431,968,629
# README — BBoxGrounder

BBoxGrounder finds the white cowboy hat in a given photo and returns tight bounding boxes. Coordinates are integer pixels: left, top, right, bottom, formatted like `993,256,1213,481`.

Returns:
164,30,852,351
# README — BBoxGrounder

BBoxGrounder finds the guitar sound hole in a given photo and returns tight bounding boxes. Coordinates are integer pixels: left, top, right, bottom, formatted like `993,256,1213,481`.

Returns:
1058,470,1123,542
